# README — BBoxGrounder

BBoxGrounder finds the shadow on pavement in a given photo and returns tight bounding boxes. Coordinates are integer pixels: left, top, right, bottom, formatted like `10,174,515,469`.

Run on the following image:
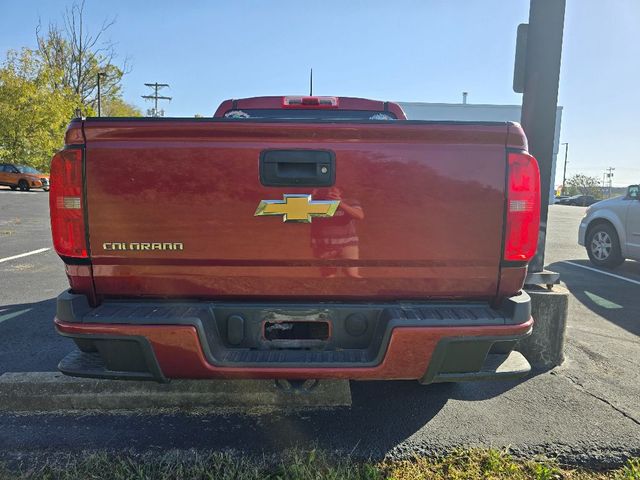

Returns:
611,259,640,281
548,260,640,337
0,296,536,456
0,377,533,457
0,297,69,374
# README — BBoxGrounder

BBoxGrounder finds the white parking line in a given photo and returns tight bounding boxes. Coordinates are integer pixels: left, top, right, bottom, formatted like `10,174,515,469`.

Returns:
0,248,50,264
561,261,640,286
0,308,32,324
0,190,39,194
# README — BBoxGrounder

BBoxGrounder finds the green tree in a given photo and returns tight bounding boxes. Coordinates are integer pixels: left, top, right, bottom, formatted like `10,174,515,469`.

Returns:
100,97,142,117
0,49,80,171
0,2,138,171
565,174,603,198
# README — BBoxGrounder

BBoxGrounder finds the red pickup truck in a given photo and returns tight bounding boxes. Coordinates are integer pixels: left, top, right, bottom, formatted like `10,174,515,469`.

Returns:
50,95,540,385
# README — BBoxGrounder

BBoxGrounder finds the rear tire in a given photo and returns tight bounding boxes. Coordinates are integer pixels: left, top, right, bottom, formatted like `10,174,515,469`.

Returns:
586,223,624,268
18,180,30,191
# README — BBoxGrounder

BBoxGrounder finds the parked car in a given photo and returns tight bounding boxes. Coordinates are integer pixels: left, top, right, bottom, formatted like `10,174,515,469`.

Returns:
554,195,569,204
578,184,640,267
0,163,50,191
50,95,540,386
558,194,598,206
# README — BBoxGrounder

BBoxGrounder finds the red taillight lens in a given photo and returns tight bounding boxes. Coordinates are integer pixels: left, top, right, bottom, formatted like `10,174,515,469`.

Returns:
504,152,540,262
49,148,87,258
282,96,339,108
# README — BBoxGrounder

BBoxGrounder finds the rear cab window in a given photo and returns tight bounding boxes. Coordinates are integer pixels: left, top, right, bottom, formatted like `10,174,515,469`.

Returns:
213,96,407,121
222,109,397,121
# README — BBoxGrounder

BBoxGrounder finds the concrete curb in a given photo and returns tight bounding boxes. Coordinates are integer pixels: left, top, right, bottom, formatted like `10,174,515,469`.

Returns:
520,285,569,369
0,372,351,411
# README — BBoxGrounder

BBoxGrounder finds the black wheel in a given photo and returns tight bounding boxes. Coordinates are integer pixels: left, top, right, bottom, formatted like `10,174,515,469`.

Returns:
18,179,30,191
586,223,624,268
10,185,18,191
43,187,50,192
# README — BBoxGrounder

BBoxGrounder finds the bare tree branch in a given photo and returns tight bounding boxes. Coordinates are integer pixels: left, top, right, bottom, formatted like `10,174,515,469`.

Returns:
33,0,127,111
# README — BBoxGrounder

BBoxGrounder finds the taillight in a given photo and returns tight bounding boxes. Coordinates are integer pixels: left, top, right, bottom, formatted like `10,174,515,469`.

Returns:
49,148,87,258
282,96,338,108
504,151,540,262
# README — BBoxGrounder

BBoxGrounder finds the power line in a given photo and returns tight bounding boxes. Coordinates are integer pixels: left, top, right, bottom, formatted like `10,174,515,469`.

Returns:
141,82,172,117
605,166,615,198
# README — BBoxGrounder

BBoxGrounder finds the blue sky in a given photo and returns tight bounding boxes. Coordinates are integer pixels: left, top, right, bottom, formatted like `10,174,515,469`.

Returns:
1,0,638,186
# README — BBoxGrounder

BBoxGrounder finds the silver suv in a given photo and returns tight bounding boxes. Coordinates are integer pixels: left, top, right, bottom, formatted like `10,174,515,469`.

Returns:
578,185,640,267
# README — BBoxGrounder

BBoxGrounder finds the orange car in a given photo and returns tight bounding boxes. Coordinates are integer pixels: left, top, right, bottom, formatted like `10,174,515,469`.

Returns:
0,163,49,191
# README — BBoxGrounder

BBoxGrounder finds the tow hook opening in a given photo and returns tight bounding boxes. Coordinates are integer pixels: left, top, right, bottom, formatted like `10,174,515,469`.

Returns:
264,320,330,341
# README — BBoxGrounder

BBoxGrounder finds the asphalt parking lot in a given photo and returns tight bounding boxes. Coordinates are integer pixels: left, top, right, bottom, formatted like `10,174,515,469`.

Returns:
1,188,639,467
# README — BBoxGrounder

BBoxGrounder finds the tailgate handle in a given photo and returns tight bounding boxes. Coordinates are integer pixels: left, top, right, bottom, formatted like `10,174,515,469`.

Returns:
260,150,335,187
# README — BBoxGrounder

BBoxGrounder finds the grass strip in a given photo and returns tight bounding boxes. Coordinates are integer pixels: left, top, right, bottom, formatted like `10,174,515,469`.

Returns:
0,448,638,480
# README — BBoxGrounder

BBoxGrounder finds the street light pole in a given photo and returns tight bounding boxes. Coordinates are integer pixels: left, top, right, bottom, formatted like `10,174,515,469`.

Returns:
97,72,105,117
561,142,568,195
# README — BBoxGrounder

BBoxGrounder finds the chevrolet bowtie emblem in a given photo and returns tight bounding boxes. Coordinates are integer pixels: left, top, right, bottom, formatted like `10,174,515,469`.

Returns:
254,194,340,223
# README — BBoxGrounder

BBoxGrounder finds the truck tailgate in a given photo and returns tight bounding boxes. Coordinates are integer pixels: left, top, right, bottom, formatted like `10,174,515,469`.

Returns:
83,120,511,300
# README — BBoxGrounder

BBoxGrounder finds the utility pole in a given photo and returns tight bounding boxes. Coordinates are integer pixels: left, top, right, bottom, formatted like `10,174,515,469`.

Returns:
518,0,566,280
142,83,172,117
561,142,568,195
606,167,615,198
97,72,106,117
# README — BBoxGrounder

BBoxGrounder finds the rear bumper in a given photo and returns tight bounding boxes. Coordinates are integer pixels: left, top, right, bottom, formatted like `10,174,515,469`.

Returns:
54,290,534,383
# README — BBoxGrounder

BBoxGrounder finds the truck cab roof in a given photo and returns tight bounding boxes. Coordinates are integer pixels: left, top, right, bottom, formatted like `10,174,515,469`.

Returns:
213,96,407,120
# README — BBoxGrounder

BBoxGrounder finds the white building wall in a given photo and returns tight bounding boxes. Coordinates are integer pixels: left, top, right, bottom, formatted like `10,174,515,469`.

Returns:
397,102,563,204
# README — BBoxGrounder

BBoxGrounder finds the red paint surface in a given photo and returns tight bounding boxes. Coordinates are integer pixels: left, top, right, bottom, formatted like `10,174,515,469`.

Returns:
213,96,407,119
496,266,529,303
56,317,533,380
65,264,97,305
75,119,527,302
